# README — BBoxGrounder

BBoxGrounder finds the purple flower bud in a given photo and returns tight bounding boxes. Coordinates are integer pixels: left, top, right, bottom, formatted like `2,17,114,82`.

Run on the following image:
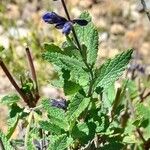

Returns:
55,22,66,29
42,12,67,24
51,98,67,110
62,22,73,35
42,11,88,35
72,19,88,26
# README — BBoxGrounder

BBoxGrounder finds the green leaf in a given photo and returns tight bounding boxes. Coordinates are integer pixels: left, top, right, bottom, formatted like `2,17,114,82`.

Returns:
94,49,133,91
9,103,23,118
44,43,63,53
1,94,20,105
42,99,69,131
98,142,124,150
43,46,89,86
48,134,73,150
102,84,116,108
0,131,14,150
135,103,150,140
71,122,96,145
6,114,20,139
64,80,81,95
39,121,62,135
27,128,39,150
67,93,90,122
75,12,99,66
0,45,4,52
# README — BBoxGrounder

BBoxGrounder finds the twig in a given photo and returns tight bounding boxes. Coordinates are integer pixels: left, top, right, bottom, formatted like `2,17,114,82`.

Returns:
0,58,28,103
142,91,150,100
60,0,94,97
0,139,5,150
25,47,39,101
24,110,34,149
140,0,150,22
126,90,147,147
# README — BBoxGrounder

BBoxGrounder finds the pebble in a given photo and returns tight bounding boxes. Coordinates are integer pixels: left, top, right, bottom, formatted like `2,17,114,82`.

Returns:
0,34,10,49
110,24,125,35
8,27,29,39
99,32,109,42
79,0,94,8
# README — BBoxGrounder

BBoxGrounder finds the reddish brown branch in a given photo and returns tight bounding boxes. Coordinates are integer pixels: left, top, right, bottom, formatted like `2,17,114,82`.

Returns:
25,47,39,101
0,58,27,103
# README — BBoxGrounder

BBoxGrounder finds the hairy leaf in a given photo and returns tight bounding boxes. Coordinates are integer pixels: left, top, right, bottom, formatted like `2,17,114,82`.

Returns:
75,12,99,66
1,94,20,105
39,121,62,135
0,131,13,150
6,114,20,139
94,49,133,91
42,99,69,131
67,93,90,122
72,122,96,145
136,103,150,140
48,134,73,150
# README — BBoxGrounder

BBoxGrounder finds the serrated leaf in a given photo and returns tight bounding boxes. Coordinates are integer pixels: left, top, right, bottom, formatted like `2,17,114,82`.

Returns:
64,80,81,96
48,134,73,150
9,103,23,118
67,93,90,121
1,94,20,105
43,48,89,86
27,128,39,150
94,49,133,91
98,142,124,150
42,99,69,131
44,43,63,53
0,131,14,150
0,45,5,52
135,103,150,140
6,114,20,139
72,122,96,145
75,12,99,66
39,121,62,135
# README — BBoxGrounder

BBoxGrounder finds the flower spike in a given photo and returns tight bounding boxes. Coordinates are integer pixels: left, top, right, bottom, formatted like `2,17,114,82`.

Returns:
42,12,88,35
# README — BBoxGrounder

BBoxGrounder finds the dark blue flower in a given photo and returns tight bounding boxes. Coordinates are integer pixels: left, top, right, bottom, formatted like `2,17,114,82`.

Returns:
42,12,67,24
51,98,67,110
62,22,73,35
42,12,88,35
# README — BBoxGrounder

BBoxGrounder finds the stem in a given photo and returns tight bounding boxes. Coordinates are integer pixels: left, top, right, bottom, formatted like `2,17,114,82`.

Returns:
61,0,71,20
0,58,28,103
25,47,39,101
24,110,34,149
61,0,94,97
0,139,5,150
126,90,146,145
140,0,150,22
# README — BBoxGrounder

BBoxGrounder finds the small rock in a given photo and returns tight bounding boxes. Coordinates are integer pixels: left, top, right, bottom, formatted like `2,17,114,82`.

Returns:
8,27,29,39
79,0,94,8
0,34,10,49
6,4,20,20
110,24,125,35
41,86,64,99
22,2,37,21
136,0,150,12
16,46,25,58
130,4,141,21
69,0,79,6
139,42,150,57
94,18,108,29
99,32,109,42
71,7,82,17
124,25,144,49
